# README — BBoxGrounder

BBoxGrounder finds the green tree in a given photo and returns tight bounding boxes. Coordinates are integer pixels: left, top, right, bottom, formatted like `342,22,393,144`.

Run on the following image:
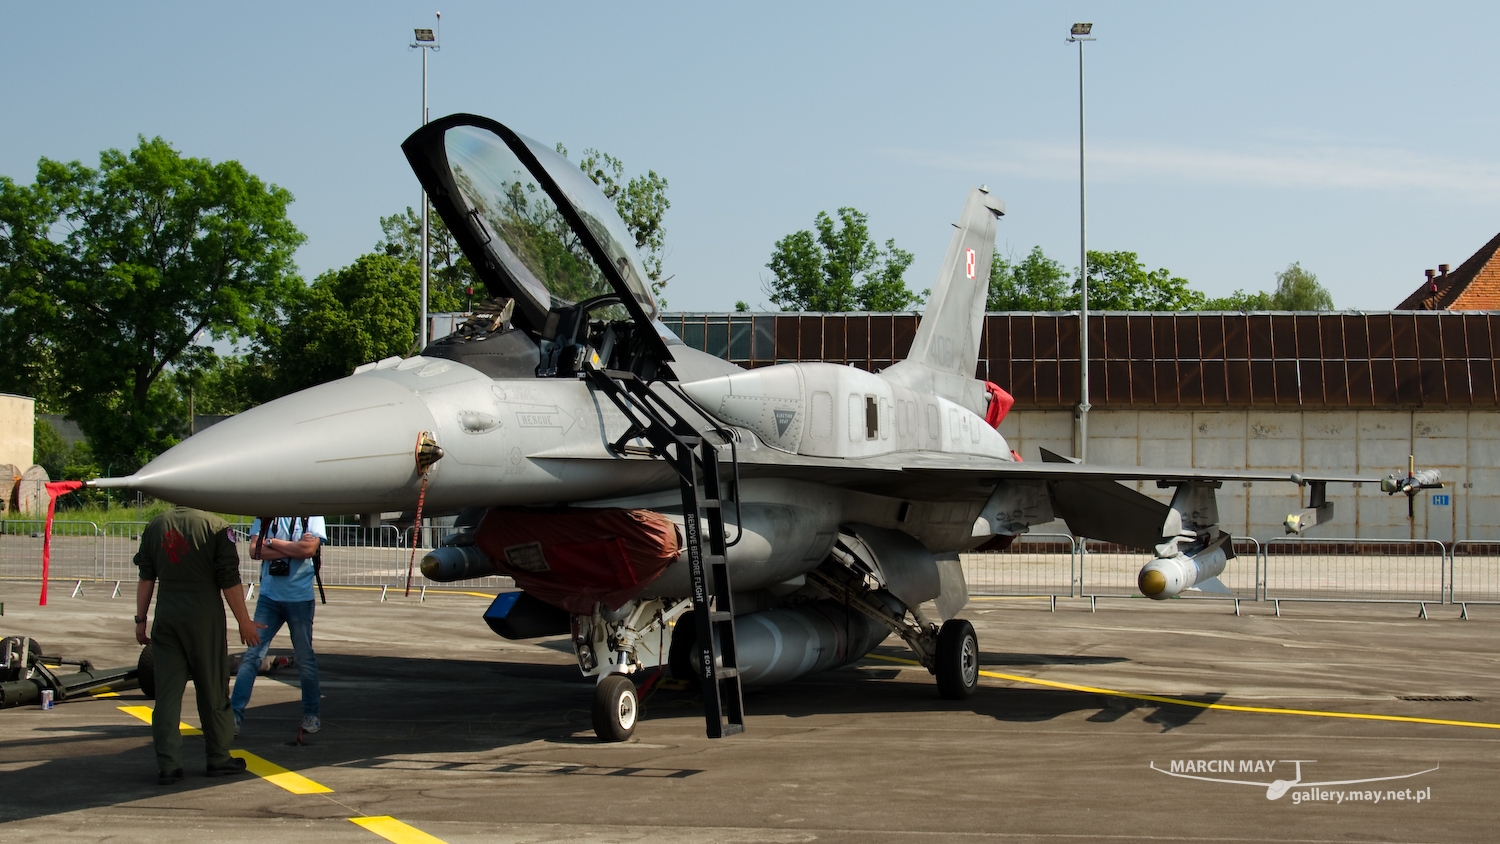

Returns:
0,137,304,470
988,246,1071,310
32,418,68,479
764,208,919,311
1205,262,1334,311
1078,250,1205,311
0,174,67,412
31,417,101,497
377,207,472,313
160,351,275,418
271,253,424,393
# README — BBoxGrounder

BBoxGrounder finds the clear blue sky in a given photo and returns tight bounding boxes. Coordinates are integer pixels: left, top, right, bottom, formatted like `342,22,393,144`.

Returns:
4,2,1497,312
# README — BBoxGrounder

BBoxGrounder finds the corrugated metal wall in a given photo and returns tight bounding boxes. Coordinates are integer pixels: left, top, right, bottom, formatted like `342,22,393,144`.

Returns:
660,312,1500,409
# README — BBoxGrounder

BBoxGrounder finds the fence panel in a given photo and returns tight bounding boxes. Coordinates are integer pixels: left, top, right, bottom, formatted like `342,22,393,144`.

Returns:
1262,538,1446,605
1451,541,1500,606
1081,537,1261,600
103,522,152,583
309,524,411,587
1,520,103,583
962,534,1076,597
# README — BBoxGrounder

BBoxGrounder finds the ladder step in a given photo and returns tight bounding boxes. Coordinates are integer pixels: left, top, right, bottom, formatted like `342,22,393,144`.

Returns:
720,722,745,736
704,555,726,566
698,498,721,509
679,435,702,448
709,611,734,623
715,667,740,680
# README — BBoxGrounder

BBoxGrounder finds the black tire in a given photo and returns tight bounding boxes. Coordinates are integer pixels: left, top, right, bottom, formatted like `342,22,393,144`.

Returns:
935,618,979,700
0,637,43,682
137,645,156,700
592,674,639,742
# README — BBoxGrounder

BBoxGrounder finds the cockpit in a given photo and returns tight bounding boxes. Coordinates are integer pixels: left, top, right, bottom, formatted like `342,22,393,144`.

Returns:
403,115,675,380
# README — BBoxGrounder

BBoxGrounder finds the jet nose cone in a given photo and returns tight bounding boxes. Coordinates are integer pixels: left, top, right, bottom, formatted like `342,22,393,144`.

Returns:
127,375,439,515
1138,568,1167,598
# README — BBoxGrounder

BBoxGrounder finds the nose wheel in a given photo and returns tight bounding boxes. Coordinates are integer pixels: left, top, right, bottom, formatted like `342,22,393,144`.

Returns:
935,619,979,699
592,674,639,742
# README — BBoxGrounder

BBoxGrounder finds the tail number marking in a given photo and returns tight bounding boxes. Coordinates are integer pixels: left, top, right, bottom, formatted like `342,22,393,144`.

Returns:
965,248,976,279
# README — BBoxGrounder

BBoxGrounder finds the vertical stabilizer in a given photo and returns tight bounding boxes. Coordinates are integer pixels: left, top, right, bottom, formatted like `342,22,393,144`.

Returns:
884,187,1005,410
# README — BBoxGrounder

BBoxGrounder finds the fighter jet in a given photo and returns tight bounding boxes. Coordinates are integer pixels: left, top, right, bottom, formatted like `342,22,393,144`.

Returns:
95,114,1436,742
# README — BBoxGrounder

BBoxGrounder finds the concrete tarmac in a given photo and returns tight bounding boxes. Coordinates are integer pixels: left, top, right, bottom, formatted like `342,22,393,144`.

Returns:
1,583,1496,843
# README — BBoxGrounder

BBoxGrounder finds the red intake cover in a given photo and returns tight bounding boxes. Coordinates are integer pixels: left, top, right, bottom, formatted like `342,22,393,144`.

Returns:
475,508,679,615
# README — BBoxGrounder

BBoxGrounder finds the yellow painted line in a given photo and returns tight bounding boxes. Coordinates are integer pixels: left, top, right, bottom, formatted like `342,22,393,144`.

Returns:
230,749,334,794
350,816,449,844
93,691,119,698
864,653,1500,731
322,585,497,599
117,704,201,735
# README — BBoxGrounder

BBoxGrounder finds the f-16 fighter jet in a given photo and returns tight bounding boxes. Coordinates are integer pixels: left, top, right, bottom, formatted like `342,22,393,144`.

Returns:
95,115,1435,742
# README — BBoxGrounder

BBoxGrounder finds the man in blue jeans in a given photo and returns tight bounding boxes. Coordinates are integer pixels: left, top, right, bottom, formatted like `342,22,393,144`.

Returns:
232,516,327,735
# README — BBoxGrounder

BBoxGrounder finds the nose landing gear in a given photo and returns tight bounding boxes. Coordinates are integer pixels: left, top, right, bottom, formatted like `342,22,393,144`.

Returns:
593,674,639,742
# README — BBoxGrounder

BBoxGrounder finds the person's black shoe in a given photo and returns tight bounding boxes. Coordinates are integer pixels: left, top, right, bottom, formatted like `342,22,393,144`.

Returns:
157,767,185,786
205,757,248,777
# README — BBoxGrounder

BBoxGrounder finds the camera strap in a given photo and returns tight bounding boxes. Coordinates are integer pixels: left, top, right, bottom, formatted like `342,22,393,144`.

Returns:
254,517,326,605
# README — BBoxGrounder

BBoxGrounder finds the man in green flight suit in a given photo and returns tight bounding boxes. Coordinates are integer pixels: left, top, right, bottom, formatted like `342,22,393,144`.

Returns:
134,505,264,785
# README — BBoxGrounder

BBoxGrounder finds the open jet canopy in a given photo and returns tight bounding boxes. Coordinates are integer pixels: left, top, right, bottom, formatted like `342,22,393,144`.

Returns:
402,114,669,363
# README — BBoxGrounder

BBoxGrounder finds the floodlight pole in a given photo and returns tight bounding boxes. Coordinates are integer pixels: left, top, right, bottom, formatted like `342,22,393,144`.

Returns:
412,13,441,349
1068,24,1095,463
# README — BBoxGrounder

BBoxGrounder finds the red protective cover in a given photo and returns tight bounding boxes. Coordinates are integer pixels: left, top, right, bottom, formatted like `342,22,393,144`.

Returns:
984,381,1015,428
474,508,679,615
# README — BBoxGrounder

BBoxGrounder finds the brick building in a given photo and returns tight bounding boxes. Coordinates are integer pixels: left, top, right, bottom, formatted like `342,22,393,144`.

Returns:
1396,231,1500,310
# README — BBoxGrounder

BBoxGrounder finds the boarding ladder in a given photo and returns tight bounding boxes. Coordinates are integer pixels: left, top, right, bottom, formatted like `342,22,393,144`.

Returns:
585,367,746,738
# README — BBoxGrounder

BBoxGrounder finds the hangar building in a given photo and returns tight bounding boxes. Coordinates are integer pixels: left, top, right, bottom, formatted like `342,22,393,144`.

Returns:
659,310,1500,542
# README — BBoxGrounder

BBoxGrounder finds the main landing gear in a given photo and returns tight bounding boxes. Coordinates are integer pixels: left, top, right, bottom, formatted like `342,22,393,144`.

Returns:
805,563,981,701
593,674,639,742
934,619,979,699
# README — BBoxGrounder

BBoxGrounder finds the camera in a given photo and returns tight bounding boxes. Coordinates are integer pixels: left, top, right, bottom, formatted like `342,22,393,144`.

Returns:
268,559,290,577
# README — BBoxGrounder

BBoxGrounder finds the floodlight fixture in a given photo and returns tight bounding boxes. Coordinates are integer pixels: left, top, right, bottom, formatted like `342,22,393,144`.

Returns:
410,11,441,50
1072,22,1092,36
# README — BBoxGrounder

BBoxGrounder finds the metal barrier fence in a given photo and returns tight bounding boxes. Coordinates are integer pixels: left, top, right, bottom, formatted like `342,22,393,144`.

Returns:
3,520,513,594
1,520,103,585
963,534,1077,600
0,518,1493,613
1450,541,1500,610
1262,538,1446,614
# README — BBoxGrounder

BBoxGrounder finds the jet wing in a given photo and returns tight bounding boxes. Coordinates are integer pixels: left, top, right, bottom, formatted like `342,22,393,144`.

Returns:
727,451,1371,499
538,445,1372,502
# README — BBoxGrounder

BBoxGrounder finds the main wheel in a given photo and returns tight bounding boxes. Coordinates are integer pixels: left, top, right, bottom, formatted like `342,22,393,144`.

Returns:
592,674,639,742
935,618,979,700
0,637,43,682
137,645,156,700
